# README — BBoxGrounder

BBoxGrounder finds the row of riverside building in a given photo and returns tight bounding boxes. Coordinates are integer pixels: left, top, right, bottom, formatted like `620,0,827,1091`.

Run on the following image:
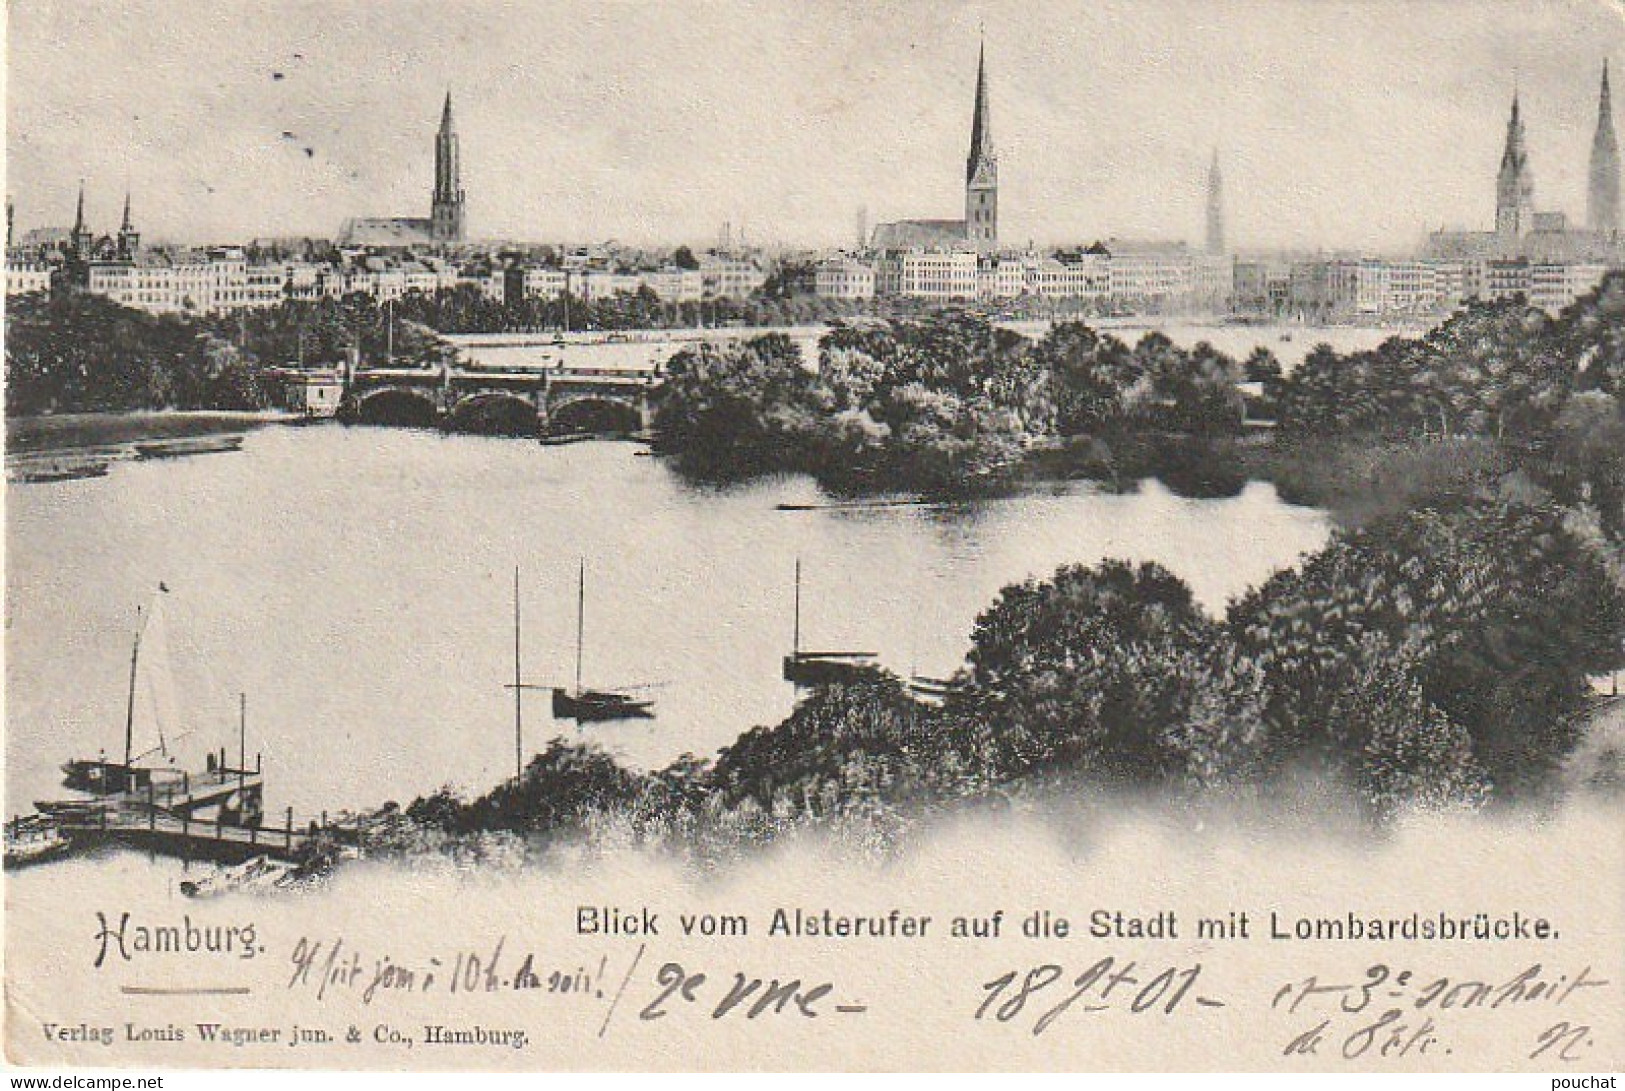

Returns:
5,193,769,311
7,51,1622,320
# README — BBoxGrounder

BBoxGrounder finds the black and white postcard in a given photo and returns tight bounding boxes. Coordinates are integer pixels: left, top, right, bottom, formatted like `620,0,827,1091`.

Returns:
4,0,1623,1072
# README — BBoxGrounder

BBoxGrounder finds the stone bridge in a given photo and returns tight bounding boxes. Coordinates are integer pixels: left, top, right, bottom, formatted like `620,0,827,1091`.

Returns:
342,361,660,436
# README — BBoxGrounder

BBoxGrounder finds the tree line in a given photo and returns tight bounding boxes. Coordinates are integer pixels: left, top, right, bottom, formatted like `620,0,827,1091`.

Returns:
3,283,935,418
371,490,1624,869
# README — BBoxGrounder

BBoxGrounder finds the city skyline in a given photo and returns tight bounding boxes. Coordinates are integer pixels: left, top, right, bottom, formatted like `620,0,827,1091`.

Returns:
8,0,1625,251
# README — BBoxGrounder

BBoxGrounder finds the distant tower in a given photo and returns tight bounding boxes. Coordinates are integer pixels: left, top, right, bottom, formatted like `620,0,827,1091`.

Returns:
964,38,998,253
1495,92,1535,237
117,190,140,258
430,91,466,243
856,206,869,251
1589,62,1620,235
6,197,13,249
1205,149,1226,254
70,180,94,257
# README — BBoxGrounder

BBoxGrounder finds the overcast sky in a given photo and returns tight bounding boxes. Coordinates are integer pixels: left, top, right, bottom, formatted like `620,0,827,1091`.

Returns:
6,0,1625,251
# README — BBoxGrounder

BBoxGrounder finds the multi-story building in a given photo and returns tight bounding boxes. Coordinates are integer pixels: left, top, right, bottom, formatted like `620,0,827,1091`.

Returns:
873,249,978,300
510,266,568,302
639,267,704,303
698,253,766,298
88,248,287,314
1530,262,1608,311
5,259,52,295
813,258,876,300
1328,259,1451,316
1028,254,1109,299
1102,244,1230,309
570,269,641,301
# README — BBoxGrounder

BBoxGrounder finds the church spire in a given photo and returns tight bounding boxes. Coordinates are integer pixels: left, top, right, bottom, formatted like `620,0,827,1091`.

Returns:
431,89,465,243
1206,148,1226,255
1590,60,1620,235
117,188,140,258
966,37,993,185
963,34,998,253
1496,90,1534,237
70,179,94,259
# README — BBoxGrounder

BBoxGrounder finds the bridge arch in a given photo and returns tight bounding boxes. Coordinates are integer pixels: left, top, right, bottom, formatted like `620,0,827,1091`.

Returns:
546,394,645,436
447,391,541,436
353,387,439,428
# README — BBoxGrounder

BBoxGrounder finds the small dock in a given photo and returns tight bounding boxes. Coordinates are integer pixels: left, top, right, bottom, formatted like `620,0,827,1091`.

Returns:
12,752,360,868
52,805,357,865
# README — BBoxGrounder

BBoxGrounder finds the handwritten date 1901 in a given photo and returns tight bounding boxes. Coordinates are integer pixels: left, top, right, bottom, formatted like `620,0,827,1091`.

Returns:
976,958,1225,1036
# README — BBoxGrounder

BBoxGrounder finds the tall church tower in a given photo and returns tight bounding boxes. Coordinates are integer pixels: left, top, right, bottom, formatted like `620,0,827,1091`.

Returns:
70,180,94,258
1589,62,1620,236
431,91,466,243
1205,149,1226,254
1495,92,1535,237
117,191,140,259
964,40,998,253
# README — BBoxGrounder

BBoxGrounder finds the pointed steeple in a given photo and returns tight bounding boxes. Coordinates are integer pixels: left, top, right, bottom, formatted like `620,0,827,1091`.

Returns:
963,32,999,253
70,179,95,260
1502,91,1525,167
1206,148,1226,255
432,90,465,242
1496,91,1534,237
1590,61,1620,235
966,37,994,184
117,189,140,258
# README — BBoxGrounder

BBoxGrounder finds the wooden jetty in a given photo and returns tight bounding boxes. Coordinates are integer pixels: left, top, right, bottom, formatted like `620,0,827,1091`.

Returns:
49,803,356,866
14,751,359,868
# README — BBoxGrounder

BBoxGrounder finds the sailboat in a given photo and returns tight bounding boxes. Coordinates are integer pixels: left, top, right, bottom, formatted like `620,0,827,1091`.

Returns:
781,558,879,686
59,585,195,798
551,559,655,722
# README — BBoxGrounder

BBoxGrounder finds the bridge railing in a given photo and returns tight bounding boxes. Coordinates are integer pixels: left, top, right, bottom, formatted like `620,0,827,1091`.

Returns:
352,365,662,381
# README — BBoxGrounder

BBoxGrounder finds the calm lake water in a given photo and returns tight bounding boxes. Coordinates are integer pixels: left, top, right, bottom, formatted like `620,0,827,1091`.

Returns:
5,424,1332,821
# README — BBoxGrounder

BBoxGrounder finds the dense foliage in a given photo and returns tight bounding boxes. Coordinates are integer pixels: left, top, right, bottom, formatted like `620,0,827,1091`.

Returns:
653,314,1249,491
4,293,270,415
3,284,931,417
386,488,1625,867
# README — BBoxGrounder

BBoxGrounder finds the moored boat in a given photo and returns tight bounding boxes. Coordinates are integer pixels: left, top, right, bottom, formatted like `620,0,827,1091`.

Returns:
551,687,655,722
529,559,659,724
3,820,72,869
782,558,880,686
134,435,244,459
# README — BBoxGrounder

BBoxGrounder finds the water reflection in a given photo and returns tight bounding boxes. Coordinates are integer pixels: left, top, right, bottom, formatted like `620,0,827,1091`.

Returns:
5,425,1330,820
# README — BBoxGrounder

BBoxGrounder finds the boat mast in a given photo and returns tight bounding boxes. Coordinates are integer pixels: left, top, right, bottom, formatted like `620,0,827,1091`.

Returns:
513,566,523,780
575,558,586,697
792,557,802,659
122,607,144,770
238,692,247,799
